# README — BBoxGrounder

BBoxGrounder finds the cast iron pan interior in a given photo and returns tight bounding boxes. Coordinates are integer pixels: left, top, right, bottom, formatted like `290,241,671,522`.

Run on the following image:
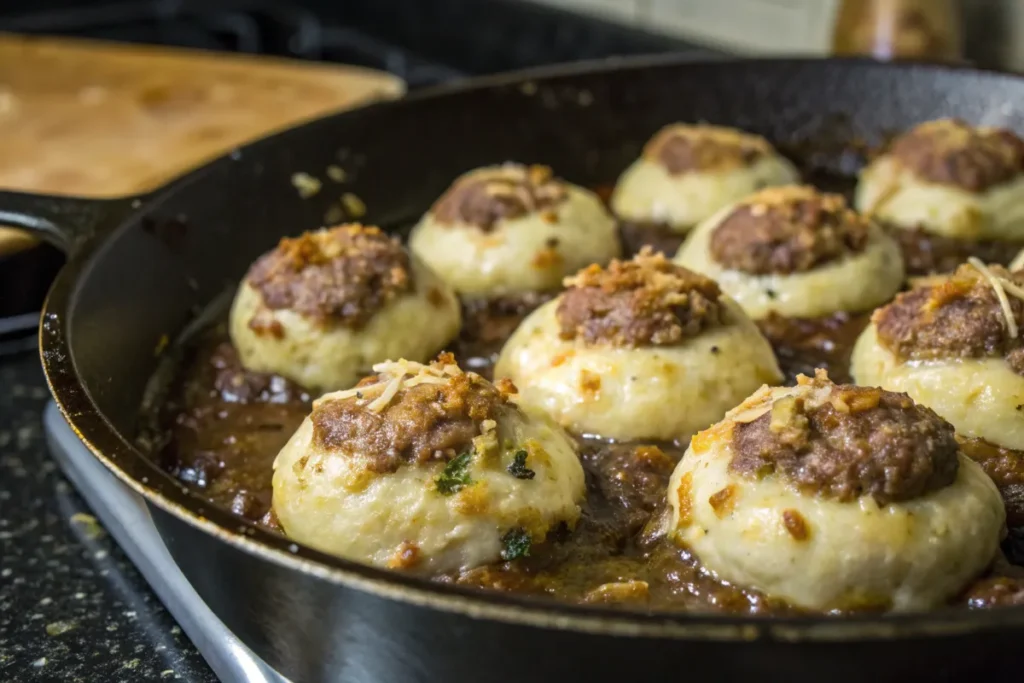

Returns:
29,57,1024,638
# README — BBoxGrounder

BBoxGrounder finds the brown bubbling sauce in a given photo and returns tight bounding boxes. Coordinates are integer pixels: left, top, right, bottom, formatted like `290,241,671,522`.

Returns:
143,181,1024,614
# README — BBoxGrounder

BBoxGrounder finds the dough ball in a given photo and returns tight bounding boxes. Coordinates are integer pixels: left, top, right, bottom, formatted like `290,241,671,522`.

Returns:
408,163,620,297
230,224,460,393
611,123,799,234
851,261,1024,450
675,186,904,319
855,118,1024,240
494,250,782,442
667,371,1004,612
272,355,586,574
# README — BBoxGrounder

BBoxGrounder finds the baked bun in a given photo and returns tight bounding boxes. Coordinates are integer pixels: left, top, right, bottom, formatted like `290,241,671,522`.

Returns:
674,185,904,319
856,119,1024,241
229,224,460,393
408,163,620,297
667,371,1004,612
852,260,1024,451
611,124,799,234
272,355,586,573
494,249,782,442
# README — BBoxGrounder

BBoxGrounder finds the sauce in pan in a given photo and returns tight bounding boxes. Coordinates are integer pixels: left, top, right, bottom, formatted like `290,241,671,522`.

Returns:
141,176,1024,614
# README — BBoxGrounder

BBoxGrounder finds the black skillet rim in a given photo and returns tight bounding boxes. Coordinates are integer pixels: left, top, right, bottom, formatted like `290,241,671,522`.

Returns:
40,54,1024,642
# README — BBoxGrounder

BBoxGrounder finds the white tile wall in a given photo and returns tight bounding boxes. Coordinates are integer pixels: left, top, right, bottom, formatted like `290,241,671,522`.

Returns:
530,0,841,55
648,0,840,54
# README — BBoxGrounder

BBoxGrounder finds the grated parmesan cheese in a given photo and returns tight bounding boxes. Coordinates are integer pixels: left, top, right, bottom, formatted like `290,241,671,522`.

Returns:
368,376,402,413
968,257,1020,339
311,356,467,413
994,273,1024,303
404,375,448,387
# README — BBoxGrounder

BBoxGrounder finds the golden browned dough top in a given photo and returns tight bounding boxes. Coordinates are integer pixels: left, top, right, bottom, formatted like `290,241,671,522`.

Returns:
311,354,518,473
430,164,569,231
556,248,725,347
729,370,960,504
709,186,871,275
246,224,412,328
874,261,1024,374
643,123,773,175
889,118,1024,192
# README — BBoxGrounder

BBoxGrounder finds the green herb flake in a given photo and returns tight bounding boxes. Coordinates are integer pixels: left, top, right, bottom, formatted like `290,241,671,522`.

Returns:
506,449,536,480
435,451,473,495
500,528,532,561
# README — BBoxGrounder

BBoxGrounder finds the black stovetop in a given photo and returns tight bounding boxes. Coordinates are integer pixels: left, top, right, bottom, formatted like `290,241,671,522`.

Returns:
0,2,715,680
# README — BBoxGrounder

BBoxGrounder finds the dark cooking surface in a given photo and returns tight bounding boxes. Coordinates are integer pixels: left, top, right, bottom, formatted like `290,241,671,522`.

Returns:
0,355,216,682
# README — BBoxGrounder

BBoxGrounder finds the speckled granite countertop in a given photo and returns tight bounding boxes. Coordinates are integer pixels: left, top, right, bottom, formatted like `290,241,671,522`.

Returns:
0,351,216,683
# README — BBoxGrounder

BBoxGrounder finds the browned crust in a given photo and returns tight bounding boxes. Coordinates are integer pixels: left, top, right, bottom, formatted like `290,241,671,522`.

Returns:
386,541,422,569
246,311,285,339
430,164,568,231
246,223,412,328
873,262,1024,373
709,186,871,275
643,124,773,175
310,355,514,473
889,118,1024,192
675,471,694,528
556,248,725,347
708,485,737,518
781,509,810,541
729,370,960,505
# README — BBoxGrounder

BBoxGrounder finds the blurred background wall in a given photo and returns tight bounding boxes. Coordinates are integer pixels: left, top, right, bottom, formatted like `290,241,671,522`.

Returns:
528,0,1024,70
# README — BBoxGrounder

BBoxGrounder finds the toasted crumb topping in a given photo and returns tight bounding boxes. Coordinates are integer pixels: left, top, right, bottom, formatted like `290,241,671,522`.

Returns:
710,186,871,275
643,123,773,175
431,163,569,231
556,248,725,347
246,224,411,327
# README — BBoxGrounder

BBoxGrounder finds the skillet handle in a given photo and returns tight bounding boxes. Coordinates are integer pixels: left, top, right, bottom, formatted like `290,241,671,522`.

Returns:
0,190,145,256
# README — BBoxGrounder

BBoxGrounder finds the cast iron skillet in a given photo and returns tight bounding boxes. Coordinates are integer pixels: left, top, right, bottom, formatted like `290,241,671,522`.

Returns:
6,57,1024,683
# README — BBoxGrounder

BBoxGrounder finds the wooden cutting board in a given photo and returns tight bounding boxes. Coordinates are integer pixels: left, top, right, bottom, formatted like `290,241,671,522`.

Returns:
0,33,405,255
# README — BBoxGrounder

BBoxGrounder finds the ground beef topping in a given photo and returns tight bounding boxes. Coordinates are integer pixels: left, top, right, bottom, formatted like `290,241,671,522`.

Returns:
643,124,773,175
709,186,871,275
310,355,517,473
556,248,725,347
430,163,568,231
246,224,411,328
729,370,959,504
889,118,1024,192
873,261,1024,373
